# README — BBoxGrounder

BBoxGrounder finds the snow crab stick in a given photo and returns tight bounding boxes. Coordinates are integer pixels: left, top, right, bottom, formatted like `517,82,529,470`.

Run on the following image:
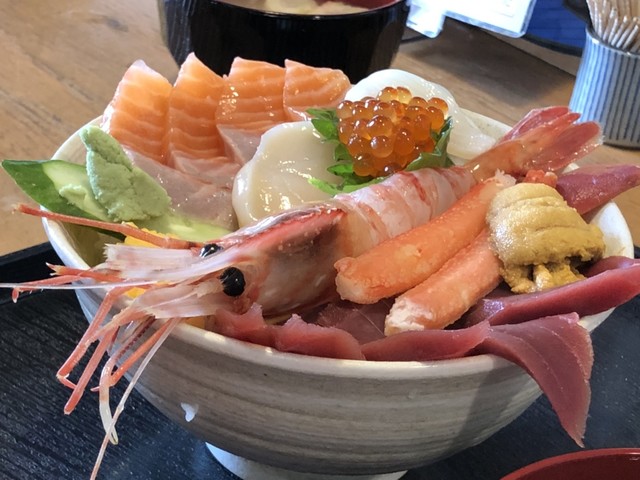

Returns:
335,174,514,304
384,229,502,334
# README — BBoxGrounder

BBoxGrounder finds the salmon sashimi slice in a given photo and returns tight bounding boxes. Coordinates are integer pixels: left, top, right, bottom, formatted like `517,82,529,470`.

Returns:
166,53,227,166
283,59,351,121
216,57,288,133
101,60,172,164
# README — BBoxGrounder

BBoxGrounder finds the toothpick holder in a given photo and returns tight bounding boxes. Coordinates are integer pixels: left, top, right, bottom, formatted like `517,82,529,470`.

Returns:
570,27,640,149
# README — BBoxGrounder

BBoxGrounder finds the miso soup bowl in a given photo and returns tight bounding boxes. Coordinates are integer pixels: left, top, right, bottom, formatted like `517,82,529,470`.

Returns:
158,0,411,82
43,116,634,479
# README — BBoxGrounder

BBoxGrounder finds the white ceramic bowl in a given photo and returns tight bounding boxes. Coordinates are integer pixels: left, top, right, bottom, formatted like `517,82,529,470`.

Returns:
43,116,634,480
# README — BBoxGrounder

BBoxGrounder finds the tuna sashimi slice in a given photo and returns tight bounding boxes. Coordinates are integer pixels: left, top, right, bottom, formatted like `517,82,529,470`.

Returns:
463,259,640,327
283,59,351,122
101,60,172,164
556,164,640,214
209,304,277,348
275,316,365,360
209,304,364,360
314,300,390,344
361,321,490,361
476,313,593,446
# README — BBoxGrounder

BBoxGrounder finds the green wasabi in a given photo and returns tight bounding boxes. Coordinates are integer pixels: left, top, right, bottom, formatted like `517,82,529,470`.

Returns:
80,125,171,222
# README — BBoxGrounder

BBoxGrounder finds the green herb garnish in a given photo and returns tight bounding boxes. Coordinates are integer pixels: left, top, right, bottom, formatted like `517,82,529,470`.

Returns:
308,108,454,196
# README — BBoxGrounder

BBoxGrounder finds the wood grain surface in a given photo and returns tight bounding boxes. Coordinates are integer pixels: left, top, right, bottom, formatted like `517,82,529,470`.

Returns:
1,0,639,257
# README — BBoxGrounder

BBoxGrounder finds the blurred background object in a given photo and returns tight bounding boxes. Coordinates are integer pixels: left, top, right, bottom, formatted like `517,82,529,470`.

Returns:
159,0,411,82
408,0,590,74
569,0,640,147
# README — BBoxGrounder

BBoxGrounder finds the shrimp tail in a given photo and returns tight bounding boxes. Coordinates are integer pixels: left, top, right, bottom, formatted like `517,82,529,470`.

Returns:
465,108,602,182
499,105,570,142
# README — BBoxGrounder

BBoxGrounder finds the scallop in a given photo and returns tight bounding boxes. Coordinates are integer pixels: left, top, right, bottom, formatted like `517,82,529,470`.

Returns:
232,121,339,227
346,69,497,161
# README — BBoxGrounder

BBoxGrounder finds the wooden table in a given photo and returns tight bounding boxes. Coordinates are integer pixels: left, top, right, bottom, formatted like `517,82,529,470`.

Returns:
1,0,639,257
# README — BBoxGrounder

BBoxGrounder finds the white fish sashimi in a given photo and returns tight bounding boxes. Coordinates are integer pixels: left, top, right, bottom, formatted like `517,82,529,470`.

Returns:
345,69,497,161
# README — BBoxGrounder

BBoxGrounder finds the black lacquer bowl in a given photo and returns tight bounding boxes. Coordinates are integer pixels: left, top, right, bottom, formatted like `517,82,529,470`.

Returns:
159,0,411,81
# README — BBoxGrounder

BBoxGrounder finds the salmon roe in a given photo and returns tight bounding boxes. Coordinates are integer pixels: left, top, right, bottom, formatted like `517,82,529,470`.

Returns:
336,87,449,177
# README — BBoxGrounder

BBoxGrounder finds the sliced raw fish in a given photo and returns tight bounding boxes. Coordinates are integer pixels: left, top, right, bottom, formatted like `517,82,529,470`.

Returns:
101,60,172,164
275,316,365,360
208,304,277,348
314,300,390,344
216,57,288,132
167,53,237,182
209,304,364,360
130,152,237,230
476,313,593,446
556,164,640,214
361,321,490,361
462,259,640,327
283,59,351,121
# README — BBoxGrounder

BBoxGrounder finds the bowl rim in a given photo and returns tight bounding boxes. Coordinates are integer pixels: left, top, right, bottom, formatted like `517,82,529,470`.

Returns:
43,110,631,380
207,0,409,20
500,447,640,479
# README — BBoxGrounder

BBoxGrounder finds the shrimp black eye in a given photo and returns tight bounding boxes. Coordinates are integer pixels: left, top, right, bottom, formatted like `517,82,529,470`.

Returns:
200,243,223,257
219,267,245,297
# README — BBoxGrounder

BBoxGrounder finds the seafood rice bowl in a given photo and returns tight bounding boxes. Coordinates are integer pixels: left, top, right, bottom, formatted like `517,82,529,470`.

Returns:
4,56,637,479
43,121,632,479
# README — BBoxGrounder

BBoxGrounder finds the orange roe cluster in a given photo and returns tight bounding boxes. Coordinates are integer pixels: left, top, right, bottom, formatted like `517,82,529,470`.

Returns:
336,86,449,177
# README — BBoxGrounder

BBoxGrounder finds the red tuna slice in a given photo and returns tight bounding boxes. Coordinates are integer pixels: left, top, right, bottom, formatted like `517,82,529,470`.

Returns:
314,300,390,344
274,316,365,360
556,164,640,214
463,259,640,327
583,255,638,276
209,304,277,348
361,321,490,361
209,304,364,360
476,313,592,446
